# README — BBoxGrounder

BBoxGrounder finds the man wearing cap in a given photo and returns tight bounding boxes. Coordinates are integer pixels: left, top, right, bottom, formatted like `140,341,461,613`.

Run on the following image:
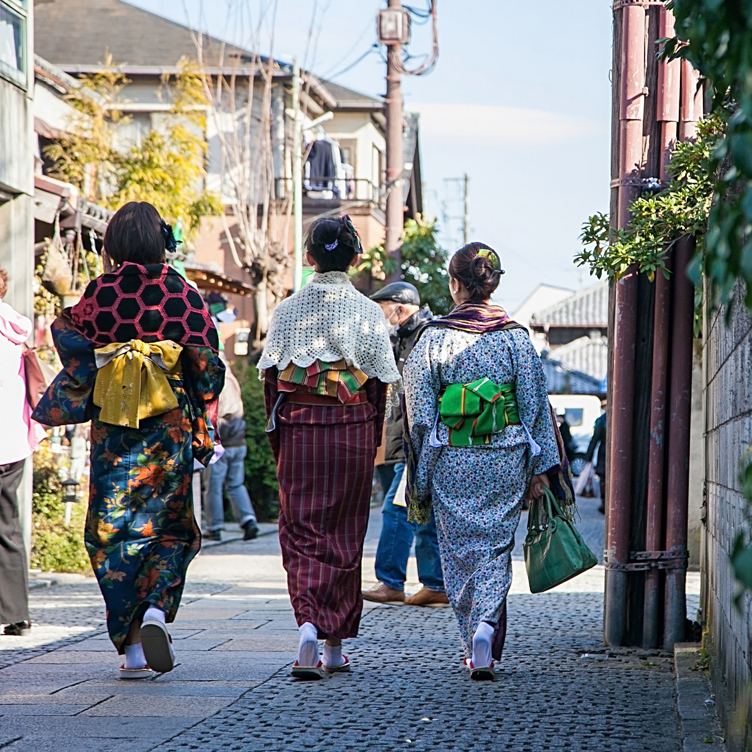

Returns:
363,282,448,606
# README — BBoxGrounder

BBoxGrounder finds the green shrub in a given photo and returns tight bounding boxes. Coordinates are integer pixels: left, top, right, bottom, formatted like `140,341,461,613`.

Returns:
233,361,279,522
31,448,89,574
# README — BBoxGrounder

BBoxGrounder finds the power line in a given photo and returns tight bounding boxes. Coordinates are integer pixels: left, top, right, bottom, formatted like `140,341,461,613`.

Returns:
321,18,377,78
327,45,380,80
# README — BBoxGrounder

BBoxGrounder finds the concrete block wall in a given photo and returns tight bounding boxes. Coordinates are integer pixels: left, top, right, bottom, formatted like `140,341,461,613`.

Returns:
703,289,752,747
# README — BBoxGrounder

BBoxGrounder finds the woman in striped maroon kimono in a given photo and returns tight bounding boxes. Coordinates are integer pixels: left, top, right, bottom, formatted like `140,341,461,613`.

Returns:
259,216,400,679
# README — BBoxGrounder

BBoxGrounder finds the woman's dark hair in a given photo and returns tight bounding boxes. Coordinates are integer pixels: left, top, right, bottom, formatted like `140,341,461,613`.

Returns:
104,201,167,266
448,242,503,301
305,216,360,273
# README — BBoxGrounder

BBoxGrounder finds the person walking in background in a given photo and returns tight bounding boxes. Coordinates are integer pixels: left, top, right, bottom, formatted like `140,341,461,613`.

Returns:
0,269,47,638
585,401,607,514
556,411,577,463
404,243,570,680
33,202,225,679
362,281,448,607
204,355,259,542
259,215,400,679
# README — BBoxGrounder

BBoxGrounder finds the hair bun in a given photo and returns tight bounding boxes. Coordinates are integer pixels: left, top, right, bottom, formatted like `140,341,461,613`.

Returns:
448,242,503,301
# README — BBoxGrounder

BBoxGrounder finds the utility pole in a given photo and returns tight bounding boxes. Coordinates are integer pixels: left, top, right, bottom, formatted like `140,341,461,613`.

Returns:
292,58,303,292
380,0,409,281
463,173,470,244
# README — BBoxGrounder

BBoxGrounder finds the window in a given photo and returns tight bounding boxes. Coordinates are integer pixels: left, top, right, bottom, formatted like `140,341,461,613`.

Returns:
339,139,357,172
0,0,27,88
564,408,584,428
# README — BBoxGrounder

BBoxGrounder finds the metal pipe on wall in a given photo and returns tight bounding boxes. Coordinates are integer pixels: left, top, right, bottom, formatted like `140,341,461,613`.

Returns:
657,7,680,184
679,60,701,141
643,261,671,647
663,238,695,649
642,3,681,649
605,0,645,647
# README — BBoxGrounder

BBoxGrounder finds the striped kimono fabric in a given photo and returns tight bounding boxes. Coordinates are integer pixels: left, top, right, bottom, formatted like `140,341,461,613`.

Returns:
265,369,385,639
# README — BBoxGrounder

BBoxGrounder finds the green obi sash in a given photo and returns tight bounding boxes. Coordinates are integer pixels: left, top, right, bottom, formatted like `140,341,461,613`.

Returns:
439,378,520,447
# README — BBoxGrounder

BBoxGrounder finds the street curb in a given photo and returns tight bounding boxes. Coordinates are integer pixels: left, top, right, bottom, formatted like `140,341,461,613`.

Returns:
674,642,727,750
28,572,89,590
199,522,278,549
27,525,280,587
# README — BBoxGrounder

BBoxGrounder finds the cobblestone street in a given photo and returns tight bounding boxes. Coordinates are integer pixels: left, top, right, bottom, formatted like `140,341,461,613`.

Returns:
0,500,695,752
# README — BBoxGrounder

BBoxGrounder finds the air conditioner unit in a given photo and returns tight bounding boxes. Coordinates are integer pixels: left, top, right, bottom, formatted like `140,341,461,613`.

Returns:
377,9,411,46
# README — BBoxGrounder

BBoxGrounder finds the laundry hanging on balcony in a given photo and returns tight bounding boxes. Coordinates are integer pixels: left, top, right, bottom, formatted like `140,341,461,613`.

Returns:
305,137,345,198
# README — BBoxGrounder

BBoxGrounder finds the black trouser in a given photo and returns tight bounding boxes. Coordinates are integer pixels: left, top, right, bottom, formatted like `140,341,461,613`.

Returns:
0,460,29,624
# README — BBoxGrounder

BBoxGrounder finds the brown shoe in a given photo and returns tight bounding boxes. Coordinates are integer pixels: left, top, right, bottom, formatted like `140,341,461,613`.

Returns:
362,583,405,603
404,587,450,607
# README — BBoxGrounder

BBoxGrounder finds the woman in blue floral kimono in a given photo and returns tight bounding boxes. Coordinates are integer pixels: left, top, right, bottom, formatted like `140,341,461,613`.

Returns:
34,202,224,679
403,243,571,681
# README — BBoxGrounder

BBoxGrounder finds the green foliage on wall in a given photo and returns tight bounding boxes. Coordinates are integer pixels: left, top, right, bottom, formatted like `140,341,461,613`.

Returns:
665,0,752,622
31,449,89,574
576,115,722,282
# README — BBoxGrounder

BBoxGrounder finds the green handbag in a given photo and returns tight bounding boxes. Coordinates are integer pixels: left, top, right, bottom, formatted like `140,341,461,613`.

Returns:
523,486,597,593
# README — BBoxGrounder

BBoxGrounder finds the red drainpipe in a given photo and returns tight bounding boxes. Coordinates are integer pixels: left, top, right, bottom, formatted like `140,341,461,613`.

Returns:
679,60,701,141
663,61,702,649
643,261,672,647
663,236,695,649
643,4,680,649
605,0,645,647
657,8,680,183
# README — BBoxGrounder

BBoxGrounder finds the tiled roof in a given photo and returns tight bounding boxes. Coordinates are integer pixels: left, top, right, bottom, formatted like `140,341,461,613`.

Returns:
548,335,608,382
35,0,262,70
540,356,603,395
530,280,609,329
323,81,382,108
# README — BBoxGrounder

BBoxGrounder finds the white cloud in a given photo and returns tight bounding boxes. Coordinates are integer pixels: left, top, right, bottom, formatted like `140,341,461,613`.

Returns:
408,103,603,146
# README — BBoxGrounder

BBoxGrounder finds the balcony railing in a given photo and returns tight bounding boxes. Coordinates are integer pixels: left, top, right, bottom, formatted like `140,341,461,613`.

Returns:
275,177,385,210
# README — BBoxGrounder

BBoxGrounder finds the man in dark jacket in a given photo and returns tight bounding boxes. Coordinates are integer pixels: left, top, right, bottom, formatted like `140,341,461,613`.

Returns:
205,356,260,541
362,282,448,606
585,403,607,514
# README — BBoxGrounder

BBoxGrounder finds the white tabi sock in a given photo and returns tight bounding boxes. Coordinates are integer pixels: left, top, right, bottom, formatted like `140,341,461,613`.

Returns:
124,642,147,669
322,642,345,668
471,621,495,668
143,606,166,624
298,622,319,667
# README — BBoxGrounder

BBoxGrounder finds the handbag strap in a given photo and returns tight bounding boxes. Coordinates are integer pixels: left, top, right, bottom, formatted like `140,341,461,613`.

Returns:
527,486,565,535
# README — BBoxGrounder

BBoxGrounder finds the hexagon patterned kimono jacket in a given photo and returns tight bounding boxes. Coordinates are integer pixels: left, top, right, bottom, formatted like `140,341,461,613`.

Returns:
33,262,225,652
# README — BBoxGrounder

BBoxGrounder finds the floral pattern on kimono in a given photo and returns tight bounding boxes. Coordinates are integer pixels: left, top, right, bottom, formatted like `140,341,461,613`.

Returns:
33,313,225,652
403,326,559,655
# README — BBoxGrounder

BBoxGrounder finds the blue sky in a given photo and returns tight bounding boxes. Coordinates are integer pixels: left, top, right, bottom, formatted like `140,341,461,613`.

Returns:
126,0,613,309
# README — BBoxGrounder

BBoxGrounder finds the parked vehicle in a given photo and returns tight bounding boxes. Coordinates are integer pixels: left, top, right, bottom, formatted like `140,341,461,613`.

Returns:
548,394,603,476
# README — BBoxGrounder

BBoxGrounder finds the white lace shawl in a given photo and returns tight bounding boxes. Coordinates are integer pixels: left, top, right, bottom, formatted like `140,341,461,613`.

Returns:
257,272,401,385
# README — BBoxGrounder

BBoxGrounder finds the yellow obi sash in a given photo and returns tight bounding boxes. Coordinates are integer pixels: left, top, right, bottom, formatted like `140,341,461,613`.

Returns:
93,339,183,428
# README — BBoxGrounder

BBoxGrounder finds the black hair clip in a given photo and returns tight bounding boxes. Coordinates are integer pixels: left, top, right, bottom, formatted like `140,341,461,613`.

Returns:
161,220,180,253
341,215,363,254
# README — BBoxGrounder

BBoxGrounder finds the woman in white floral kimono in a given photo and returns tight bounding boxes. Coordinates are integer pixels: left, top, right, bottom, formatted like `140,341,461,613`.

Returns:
403,242,568,681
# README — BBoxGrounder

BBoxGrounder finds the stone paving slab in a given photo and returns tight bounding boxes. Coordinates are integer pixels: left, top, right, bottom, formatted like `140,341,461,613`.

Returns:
0,716,202,738
82,694,236,717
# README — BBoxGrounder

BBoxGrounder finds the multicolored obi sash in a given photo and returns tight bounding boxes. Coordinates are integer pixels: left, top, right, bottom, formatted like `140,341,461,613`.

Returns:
439,378,519,447
277,358,369,404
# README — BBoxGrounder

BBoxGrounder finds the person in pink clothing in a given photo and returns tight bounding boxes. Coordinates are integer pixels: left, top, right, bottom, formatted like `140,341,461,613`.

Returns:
0,268,46,637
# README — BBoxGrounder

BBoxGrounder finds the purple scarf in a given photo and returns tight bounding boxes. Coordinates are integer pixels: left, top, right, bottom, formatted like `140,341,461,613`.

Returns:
423,301,525,336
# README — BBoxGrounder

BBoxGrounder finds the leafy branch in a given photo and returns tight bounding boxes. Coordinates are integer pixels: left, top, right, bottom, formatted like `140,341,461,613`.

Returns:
575,115,723,282
45,57,221,236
